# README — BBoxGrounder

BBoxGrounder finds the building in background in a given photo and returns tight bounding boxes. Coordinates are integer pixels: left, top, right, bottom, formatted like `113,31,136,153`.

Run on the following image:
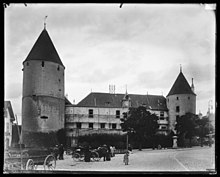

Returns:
65,90,169,147
4,101,15,149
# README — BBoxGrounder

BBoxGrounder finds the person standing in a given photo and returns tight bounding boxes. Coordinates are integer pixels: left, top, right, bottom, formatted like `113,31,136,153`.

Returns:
58,144,64,160
102,144,107,161
54,145,59,160
123,151,129,165
106,145,111,161
84,145,91,162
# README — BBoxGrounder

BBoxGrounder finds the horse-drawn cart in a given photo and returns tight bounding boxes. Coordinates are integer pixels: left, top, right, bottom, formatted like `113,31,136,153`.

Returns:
4,147,56,171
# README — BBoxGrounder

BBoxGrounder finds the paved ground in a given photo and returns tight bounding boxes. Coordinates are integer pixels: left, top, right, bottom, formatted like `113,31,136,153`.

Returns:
34,145,215,173
6,146,215,174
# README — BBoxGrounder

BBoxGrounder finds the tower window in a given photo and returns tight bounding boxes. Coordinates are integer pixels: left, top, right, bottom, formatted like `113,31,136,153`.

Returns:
40,116,48,119
176,106,180,112
42,61,44,67
176,97,179,100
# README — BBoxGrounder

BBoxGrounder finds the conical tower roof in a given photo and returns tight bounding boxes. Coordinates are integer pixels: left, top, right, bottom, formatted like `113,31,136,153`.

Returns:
167,71,196,97
23,28,64,67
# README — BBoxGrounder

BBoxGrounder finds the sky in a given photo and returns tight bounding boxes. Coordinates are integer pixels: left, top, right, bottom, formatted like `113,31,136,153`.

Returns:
5,3,216,124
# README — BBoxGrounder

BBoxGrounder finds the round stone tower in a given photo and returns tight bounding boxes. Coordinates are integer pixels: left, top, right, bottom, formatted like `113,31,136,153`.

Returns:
166,68,196,132
21,27,65,148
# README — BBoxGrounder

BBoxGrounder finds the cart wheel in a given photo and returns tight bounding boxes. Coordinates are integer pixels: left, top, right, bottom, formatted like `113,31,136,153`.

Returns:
26,159,35,170
44,155,56,170
72,153,80,161
91,152,100,161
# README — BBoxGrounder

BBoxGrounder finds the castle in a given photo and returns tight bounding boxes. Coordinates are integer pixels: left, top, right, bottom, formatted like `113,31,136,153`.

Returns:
21,28,196,148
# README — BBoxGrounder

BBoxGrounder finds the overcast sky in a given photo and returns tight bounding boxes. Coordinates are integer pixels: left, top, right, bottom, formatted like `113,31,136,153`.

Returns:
5,3,215,124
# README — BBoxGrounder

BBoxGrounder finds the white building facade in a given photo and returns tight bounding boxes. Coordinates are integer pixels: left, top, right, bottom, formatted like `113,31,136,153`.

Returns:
65,92,169,147
4,101,15,149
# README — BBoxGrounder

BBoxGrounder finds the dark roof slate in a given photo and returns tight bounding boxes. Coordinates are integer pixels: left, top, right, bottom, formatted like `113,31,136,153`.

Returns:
23,29,64,67
167,72,196,97
77,92,168,111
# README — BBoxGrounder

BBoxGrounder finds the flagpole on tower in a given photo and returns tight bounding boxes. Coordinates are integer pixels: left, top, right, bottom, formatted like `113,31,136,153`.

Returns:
44,15,48,29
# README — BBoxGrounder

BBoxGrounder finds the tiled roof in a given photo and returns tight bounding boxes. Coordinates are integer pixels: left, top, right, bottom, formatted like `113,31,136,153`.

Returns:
23,29,64,67
77,92,168,111
65,97,72,105
167,71,196,97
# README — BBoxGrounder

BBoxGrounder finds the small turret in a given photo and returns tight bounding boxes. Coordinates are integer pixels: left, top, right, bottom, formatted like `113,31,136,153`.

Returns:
191,78,195,93
122,87,131,108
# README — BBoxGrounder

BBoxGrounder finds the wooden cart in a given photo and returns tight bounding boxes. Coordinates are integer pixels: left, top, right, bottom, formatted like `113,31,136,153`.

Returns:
4,148,56,171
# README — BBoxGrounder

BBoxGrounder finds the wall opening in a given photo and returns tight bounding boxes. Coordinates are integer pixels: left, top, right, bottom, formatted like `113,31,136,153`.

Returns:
40,116,48,119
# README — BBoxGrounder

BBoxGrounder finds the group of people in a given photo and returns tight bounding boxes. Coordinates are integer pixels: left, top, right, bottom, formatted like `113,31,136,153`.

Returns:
54,144,64,160
96,144,116,161
53,143,131,165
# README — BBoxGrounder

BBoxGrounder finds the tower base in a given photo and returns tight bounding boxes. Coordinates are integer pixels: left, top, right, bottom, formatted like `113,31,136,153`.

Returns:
21,130,60,148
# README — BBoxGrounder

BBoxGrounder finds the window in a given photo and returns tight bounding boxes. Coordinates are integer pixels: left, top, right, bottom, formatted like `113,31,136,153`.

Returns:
160,111,164,117
42,61,44,67
76,123,81,129
27,62,29,66
112,124,117,129
161,126,167,130
176,97,179,100
89,109,93,118
160,117,165,120
176,115,180,120
89,123,93,129
57,66,60,71
116,110,120,118
176,106,180,112
101,123,105,129
188,96,190,100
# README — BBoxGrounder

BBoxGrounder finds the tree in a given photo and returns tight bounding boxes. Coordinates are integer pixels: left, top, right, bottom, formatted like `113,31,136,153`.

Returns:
120,106,159,150
196,116,214,147
175,112,199,147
